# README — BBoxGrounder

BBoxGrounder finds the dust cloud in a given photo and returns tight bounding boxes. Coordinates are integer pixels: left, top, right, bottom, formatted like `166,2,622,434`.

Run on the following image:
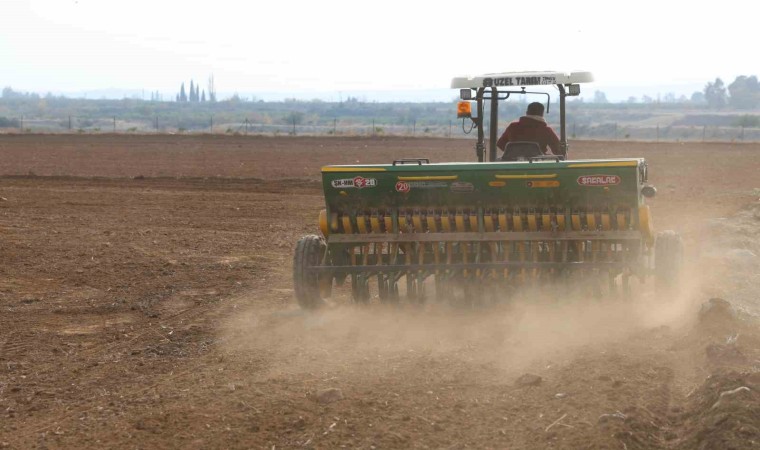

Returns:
223,265,707,381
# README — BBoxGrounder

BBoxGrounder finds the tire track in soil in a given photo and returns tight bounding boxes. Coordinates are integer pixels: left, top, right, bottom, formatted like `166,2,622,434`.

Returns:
1,331,38,364
613,366,677,449
0,322,57,369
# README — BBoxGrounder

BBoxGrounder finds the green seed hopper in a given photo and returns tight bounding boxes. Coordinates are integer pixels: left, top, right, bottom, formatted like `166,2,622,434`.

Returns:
293,72,682,308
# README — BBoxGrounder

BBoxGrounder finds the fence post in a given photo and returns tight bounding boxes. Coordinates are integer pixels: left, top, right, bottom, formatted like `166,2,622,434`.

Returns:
210,115,213,133
372,119,375,137
656,124,659,142
449,120,452,138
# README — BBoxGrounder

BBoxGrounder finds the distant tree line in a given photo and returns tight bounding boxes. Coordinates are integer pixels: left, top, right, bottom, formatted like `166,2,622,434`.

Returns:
703,76,760,110
2,71,759,135
0,116,20,128
571,75,759,109
4,73,759,110
2,87,42,100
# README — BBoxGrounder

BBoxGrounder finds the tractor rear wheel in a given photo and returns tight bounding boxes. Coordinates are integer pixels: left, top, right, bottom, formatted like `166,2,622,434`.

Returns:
293,235,328,309
654,230,683,290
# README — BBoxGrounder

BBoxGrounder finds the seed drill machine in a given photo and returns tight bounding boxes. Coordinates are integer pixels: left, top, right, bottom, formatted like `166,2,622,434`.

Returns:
293,71,682,308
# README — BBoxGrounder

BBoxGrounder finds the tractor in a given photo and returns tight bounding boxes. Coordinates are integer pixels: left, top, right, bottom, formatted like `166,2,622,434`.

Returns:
293,71,682,308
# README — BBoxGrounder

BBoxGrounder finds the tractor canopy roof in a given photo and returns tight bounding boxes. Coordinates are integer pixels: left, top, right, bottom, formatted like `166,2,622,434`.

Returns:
451,71,594,89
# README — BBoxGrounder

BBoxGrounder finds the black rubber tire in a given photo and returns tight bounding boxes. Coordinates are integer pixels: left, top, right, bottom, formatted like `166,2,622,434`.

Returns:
654,230,683,290
293,235,327,309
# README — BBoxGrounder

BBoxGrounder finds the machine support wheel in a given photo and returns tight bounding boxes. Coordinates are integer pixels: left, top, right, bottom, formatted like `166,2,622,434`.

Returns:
654,230,683,291
293,235,328,309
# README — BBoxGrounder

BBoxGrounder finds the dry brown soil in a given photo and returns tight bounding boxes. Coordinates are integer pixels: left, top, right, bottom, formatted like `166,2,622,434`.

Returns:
1,134,760,449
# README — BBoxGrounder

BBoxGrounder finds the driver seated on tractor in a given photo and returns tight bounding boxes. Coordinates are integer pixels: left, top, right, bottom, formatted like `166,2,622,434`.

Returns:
496,102,563,158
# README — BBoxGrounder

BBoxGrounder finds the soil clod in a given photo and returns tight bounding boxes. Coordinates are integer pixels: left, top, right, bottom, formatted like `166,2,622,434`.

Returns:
515,373,543,387
315,388,344,404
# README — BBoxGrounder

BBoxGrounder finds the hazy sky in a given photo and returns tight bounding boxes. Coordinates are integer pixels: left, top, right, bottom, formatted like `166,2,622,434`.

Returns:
3,0,756,100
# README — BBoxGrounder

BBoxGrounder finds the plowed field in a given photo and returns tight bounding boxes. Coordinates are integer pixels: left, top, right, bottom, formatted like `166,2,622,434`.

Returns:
1,135,759,449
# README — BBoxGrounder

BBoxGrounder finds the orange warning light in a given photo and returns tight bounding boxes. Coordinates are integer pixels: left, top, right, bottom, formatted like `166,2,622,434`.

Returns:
457,101,472,118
